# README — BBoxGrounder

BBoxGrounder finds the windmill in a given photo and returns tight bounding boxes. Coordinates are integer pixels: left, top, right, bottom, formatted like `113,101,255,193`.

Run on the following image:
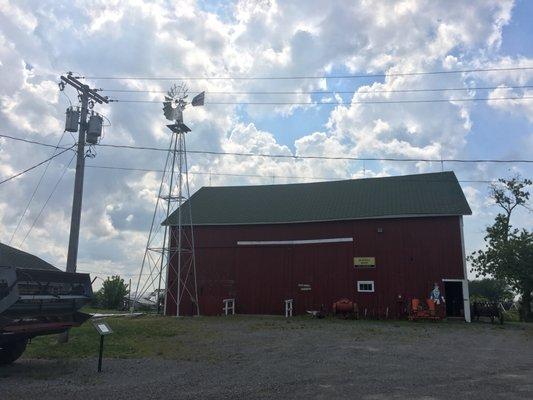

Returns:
133,84,205,316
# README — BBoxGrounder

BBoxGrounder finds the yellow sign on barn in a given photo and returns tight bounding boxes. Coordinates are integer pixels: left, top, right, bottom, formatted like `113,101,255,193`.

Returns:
354,257,376,266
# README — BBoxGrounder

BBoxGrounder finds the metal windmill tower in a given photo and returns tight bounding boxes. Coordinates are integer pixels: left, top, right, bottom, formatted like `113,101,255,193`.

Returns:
133,84,204,316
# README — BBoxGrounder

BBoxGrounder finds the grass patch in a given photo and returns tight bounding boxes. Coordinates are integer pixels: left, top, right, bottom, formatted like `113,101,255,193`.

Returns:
23,315,219,361
501,309,521,322
21,313,532,361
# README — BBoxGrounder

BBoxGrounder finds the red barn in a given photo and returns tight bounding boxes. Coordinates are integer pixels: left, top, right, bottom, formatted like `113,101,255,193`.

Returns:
164,171,472,321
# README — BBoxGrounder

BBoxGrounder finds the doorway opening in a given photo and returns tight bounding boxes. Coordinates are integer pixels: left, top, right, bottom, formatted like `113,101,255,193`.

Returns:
444,281,464,317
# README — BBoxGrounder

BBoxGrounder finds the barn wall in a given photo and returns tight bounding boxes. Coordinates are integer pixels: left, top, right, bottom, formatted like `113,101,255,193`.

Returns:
166,216,465,317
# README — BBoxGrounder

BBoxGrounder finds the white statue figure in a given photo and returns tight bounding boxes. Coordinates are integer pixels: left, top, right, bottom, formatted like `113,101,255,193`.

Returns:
430,283,445,304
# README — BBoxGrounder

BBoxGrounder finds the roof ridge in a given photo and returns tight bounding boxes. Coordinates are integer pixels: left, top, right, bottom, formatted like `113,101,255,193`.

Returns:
203,170,456,190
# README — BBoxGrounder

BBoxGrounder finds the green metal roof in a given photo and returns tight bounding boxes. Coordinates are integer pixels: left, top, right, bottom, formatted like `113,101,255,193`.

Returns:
163,171,471,226
0,242,59,271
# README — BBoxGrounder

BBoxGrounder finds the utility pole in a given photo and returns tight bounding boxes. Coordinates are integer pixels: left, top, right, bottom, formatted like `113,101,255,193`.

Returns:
58,73,108,342
61,73,108,273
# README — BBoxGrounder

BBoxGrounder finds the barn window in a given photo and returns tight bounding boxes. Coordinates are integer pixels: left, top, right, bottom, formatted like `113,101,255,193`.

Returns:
357,281,375,293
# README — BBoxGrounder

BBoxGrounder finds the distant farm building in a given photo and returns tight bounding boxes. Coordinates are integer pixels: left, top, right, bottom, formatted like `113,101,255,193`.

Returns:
163,171,472,321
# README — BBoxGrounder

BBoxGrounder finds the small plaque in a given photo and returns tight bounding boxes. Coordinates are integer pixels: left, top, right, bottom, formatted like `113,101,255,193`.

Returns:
354,257,376,267
93,320,113,335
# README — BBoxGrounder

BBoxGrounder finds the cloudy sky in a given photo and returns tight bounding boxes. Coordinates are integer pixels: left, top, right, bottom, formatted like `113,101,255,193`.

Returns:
0,0,532,287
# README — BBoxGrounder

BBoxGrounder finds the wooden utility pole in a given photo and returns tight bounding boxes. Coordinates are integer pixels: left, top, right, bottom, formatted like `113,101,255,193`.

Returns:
58,73,108,342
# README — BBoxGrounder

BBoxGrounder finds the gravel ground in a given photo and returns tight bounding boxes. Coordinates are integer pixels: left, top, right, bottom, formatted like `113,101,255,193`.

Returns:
1,317,532,400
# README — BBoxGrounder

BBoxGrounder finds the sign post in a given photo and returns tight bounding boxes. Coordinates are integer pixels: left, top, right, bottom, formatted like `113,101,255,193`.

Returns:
92,320,113,372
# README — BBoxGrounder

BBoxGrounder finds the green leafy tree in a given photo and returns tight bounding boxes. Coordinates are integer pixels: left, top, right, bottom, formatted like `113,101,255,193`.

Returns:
96,275,129,310
468,176,533,321
468,278,513,303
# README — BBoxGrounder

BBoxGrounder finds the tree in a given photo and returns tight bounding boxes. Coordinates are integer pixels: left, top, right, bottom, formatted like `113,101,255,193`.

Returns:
468,176,533,321
95,275,129,310
468,278,513,303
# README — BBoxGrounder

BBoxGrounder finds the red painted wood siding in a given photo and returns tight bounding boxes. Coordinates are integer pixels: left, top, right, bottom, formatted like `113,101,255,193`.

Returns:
166,216,465,316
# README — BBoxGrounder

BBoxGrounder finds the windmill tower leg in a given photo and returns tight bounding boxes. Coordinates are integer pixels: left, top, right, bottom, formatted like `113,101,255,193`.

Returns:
132,133,175,314
166,130,199,317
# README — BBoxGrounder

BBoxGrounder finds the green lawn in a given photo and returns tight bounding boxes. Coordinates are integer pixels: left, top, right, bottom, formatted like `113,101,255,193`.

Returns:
23,313,531,361
24,315,219,361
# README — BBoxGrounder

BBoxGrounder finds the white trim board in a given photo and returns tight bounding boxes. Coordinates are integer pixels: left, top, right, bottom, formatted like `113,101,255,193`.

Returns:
237,237,353,246
459,216,471,322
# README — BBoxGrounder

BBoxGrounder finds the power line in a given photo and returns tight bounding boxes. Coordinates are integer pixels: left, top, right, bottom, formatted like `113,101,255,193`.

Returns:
19,153,76,247
2,133,532,164
79,66,533,81
9,131,67,245
86,164,335,181
76,268,150,277
109,95,533,105
0,145,75,185
94,142,533,164
85,164,496,184
98,84,533,95
0,134,73,151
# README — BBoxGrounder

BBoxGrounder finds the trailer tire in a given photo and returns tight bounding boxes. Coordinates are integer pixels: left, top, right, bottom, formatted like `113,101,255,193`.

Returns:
0,339,28,365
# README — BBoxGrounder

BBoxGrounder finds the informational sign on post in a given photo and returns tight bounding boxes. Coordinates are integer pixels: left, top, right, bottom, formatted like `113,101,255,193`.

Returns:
92,320,113,372
95,322,112,335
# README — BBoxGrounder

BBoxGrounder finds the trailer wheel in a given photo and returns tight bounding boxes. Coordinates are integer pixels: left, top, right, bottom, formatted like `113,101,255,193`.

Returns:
0,339,28,365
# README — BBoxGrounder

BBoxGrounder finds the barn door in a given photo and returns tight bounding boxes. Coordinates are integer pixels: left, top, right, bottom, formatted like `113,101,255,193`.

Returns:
235,246,289,315
292,245,318,314
444,281,464,317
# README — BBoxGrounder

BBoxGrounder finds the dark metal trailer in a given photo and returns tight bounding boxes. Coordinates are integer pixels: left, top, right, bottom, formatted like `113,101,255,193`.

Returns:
0,243,92,364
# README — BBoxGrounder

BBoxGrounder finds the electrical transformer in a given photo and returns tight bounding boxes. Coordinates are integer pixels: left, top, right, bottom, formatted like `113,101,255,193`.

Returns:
64,107,79,132
86,114,103,144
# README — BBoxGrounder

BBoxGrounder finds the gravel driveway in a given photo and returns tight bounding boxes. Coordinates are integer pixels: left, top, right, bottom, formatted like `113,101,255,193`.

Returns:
1,317,532,399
